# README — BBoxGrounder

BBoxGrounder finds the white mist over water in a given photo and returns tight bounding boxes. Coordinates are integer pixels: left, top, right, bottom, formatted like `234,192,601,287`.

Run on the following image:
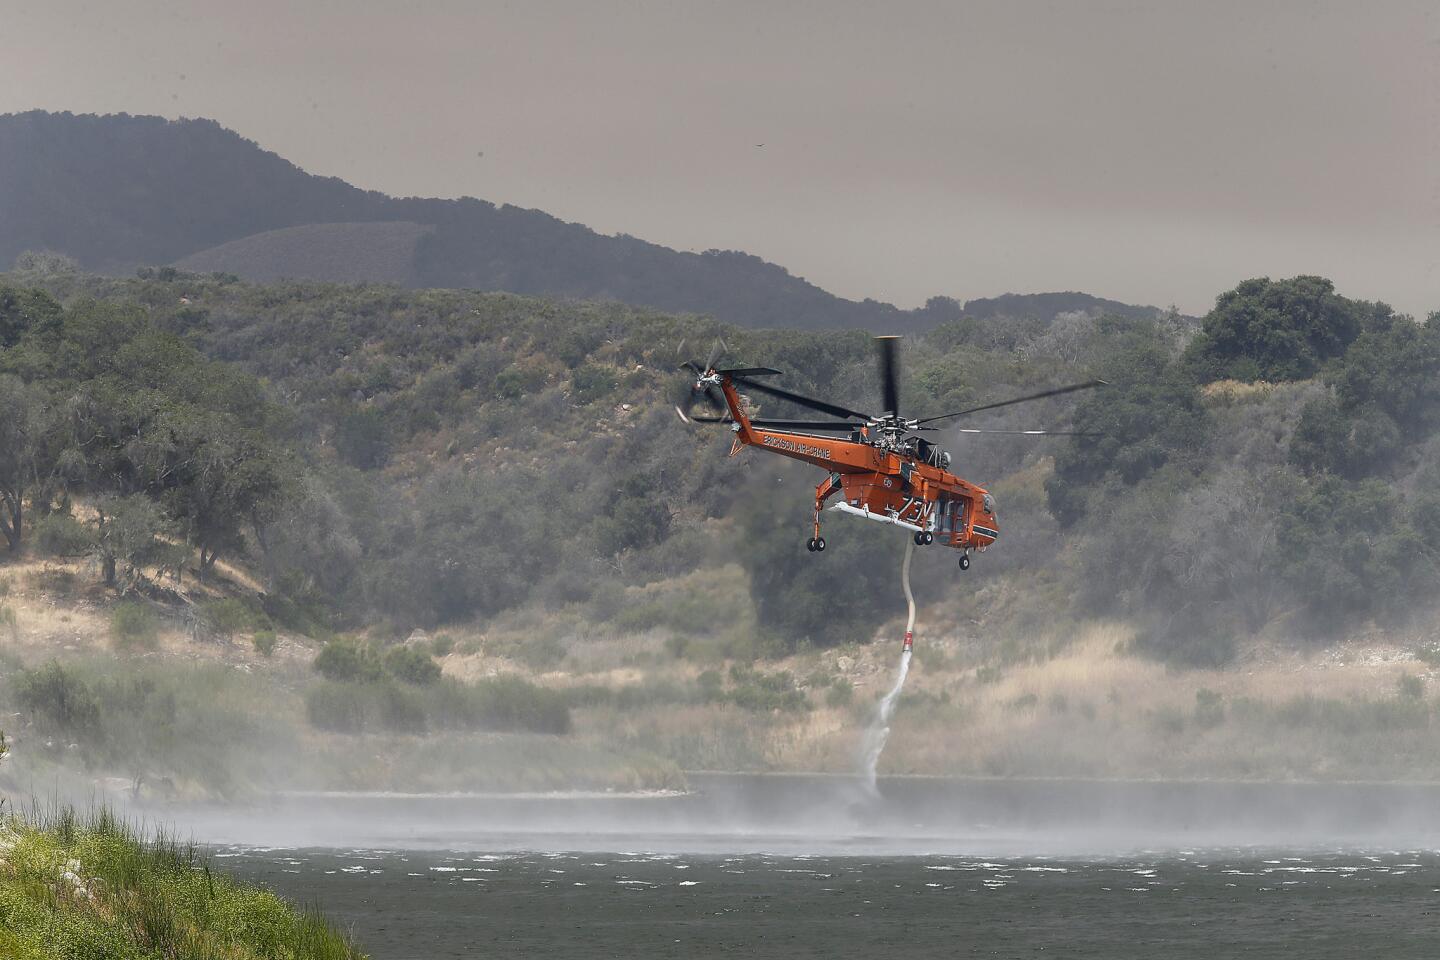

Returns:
859,541,917,794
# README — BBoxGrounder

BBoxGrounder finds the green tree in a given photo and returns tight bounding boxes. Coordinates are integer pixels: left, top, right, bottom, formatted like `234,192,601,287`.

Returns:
1046,319,1209,525
165,417,290,574
375,467,560,627
592,473,672,557
1272,477,1435,629
90,494,182,593
735,465,901,650
1183,276,1374,383
334,407,391,469
0,376,54,550
0,282,63,350
1290,314,1440,477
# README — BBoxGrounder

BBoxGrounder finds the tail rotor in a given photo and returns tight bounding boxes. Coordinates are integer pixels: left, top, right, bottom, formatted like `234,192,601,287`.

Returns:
675,337,731,424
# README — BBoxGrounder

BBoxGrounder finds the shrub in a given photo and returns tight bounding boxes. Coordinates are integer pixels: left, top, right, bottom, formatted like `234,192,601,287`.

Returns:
32,512,91,557
726,665,807,712
204,597,268,637
312,638,383,682
0,605,15,639
1194,688,1225,728
1006,692,1039,711
697,669,724,700
1152,705,1187,735
514,634,566,671
305,680,369,733
305,679,427,734
252,630,277,657
570,362,619,404
14,661,100,734
825,679,854,708
430,634,455,657
462,676,572,734
384,645,441,685
1397,674,1425,700
110,602,159,649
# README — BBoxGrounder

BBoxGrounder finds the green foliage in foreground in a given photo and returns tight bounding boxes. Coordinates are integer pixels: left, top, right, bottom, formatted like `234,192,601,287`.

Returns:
0,806,364,959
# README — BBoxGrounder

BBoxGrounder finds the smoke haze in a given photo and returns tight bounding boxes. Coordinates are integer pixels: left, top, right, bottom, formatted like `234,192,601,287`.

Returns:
1,0,1436,316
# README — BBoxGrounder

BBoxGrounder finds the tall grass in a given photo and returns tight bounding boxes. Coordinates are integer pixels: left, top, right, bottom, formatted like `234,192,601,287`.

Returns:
0,803,364,959
305,675,572,735
8,659,302,796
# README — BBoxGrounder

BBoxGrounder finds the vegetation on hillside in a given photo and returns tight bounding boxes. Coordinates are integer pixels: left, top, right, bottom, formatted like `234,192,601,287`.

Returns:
1,268,1437,670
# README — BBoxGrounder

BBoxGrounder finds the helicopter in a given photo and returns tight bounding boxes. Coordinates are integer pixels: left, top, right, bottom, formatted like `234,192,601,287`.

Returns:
676,336,1103,571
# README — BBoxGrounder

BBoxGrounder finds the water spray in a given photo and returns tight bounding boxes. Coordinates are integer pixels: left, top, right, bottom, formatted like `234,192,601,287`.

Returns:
859,540,917,795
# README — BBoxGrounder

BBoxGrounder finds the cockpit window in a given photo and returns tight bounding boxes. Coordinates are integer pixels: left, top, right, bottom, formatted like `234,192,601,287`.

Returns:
982,493,995,515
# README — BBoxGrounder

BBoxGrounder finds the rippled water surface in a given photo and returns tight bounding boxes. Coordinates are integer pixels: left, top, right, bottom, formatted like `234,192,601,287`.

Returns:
220,847,1440,958
138,777,1440,958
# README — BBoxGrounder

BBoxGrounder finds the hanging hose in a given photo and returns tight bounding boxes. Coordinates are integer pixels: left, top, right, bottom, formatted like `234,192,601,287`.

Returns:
901,536,916,650
859,540,916,795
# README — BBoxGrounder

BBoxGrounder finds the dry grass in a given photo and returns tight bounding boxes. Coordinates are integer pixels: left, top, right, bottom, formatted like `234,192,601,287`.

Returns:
870,621,1440,781
0,553,312,668
1201,378,1284,403
10,532,1440,788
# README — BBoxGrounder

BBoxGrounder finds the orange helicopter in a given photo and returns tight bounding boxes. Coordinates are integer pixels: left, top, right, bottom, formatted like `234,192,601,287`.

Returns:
677,336,1103,571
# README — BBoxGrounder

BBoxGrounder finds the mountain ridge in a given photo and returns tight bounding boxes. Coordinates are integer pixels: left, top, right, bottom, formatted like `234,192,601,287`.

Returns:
0,110,1171,331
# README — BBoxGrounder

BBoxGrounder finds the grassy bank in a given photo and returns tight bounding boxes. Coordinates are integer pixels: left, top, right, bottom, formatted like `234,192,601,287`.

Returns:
0,805,364,959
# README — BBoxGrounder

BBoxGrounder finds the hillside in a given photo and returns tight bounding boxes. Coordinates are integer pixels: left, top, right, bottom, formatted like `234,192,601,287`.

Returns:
175,221,434,285
0,111,1169,331
4,270,1440,797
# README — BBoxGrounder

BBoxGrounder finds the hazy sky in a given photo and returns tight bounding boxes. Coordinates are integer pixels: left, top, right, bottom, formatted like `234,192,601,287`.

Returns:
3,0,1437,316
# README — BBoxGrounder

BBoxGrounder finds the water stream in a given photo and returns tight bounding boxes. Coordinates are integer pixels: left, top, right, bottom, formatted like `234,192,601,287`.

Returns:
859,540,916,793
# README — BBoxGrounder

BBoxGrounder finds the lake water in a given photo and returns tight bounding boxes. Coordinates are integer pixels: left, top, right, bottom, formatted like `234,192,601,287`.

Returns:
141,775,1440,958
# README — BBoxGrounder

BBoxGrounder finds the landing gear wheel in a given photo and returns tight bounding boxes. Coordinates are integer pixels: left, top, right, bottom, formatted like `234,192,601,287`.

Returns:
958,554,971,570
814,537,826,552
913,531,926,546
923,531,934,545
806,538,817,552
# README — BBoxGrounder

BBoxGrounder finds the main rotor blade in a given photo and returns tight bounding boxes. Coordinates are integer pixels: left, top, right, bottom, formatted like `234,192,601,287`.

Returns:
717,367,782,377
730,374,872,422
705,338,728,371
916,380,1108,425
952,427,1102,436
876,335,900,415
749,418,864,432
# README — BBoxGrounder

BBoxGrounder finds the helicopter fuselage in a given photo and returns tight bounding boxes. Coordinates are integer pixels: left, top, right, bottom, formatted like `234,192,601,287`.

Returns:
718,375,998,553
